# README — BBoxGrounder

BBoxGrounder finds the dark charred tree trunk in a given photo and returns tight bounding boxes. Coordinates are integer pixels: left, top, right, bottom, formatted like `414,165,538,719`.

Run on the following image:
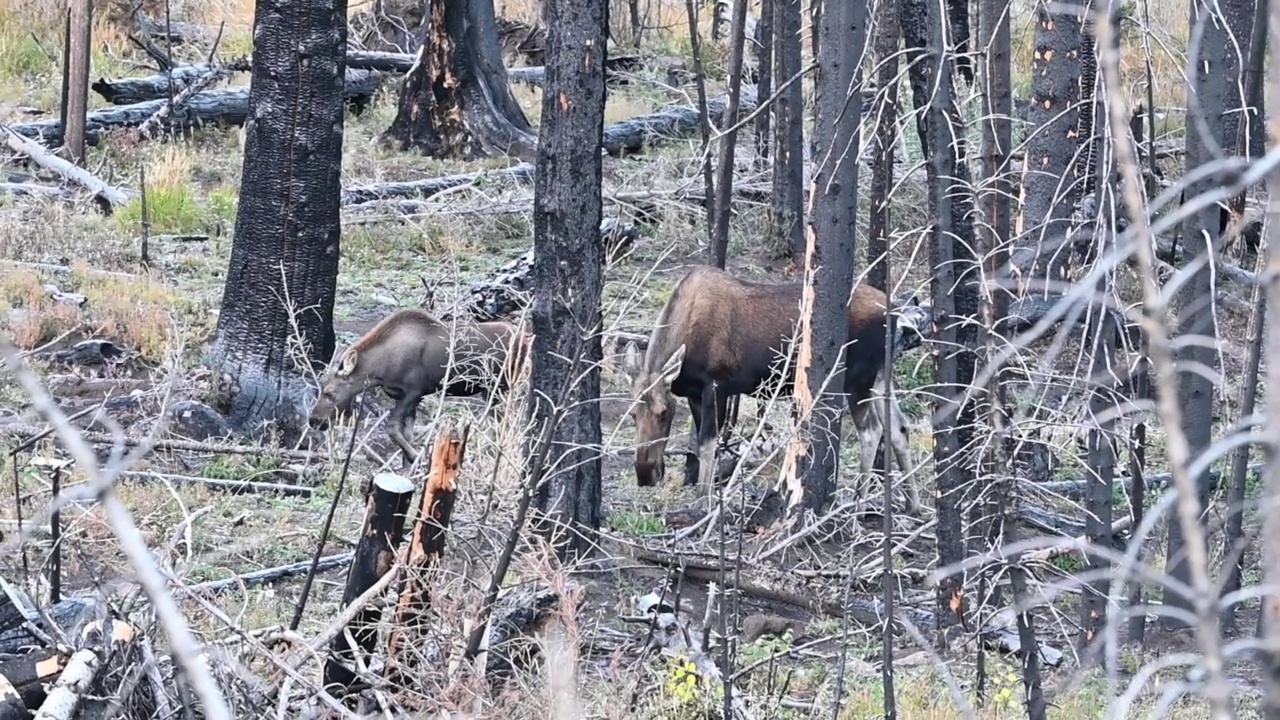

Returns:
709,0,752,267
323,472,415,695
1162,0,1231,630
208,0,347,433
948,0,973,86
974,0,1024,704
899,0,929,154
754,0,772,164
772,0,805,261
918,0,981,637
786,0,866,514
527,0,608,563
1009,0,1087,293
866,0,899,292
379,0,537,161
1081,10,1117,652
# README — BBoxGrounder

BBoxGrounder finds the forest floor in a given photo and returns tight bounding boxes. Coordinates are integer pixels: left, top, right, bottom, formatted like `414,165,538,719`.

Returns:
0,0,1270,718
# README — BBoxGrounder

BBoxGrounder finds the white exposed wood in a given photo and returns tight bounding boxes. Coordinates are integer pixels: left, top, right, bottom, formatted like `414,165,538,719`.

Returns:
0,124,132,208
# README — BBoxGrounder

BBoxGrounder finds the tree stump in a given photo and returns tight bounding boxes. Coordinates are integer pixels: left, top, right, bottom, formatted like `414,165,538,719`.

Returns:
322,473,416,696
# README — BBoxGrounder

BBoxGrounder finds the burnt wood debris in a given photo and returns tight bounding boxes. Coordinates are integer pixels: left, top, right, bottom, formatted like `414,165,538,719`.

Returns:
7,0,1269,713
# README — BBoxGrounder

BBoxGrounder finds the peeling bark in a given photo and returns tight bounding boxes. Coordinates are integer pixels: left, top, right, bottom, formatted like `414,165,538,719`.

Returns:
379,0,537,161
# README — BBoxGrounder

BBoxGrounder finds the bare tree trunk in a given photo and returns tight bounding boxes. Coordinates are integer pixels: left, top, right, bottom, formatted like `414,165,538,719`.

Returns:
771,0,804,261
379,0,537,160
59,1,92,165
1162,0,1235,630
1258,11,1280,699
709,0,752,267
866,0,899,293
784,0,866,514
208,0,348,433
916,0,980,637
1008,0,1087,293
1081,10,1117,651
527,0,608,562
754,0,773,164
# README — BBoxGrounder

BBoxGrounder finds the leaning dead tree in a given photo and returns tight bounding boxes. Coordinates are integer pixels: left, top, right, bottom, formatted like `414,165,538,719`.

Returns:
379,0,538,160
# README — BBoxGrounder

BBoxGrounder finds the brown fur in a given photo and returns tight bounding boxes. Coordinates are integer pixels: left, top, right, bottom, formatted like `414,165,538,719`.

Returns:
621,265,894,488
310,308,528,463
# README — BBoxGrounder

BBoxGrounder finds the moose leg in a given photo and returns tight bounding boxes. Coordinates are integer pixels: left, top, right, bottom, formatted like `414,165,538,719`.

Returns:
388,393,421,467
683,396,704,486
884,395,919,513
693,383,723,491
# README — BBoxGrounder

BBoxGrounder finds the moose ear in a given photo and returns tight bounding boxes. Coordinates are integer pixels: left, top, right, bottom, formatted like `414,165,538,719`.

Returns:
621,341,643,377
337,349,358,377
661,344,686,384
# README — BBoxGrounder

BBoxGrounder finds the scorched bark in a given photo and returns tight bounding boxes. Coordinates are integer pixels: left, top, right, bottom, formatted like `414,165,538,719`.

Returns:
208,0,346,433
526,0,608,561
380,0,537,160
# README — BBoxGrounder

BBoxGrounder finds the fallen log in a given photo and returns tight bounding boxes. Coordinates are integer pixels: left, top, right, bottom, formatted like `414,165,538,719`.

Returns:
385,425,466,682
323,473,416,696
90,60,251,106
601,86,759,156
115,469,314,498
0,673,25,720
136,15,210,46
0,580,100,656
464,218,639,320
341,162,535,205
31,619,135,720
344,49,654,84
623,543,1066,668
21,70,386,148
178,553,354,596
1,126,132,209
1027,463,1252,501
0,647,64,712
0,183,76,201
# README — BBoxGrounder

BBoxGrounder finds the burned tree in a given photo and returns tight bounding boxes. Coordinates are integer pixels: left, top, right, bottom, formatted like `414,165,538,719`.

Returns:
904,0,982,634
208,0,348,432
526,0,609,561
772,0,805,260
786,0,867,513
379,0,537,160
1163,0,1241,630
1008,0,1089,292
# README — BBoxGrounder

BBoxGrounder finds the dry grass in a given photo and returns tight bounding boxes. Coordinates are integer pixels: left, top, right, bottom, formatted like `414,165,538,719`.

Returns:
0,0,1264,718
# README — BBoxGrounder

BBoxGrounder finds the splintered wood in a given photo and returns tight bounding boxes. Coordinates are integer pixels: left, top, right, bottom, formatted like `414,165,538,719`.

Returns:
385,425,469,682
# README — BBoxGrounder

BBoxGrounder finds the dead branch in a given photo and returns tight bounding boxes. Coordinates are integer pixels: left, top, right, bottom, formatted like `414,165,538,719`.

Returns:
177,553,355,597
134,61,252,140
0,125,131,208
0,422,331,463
341,162,535,205
115,469,315,498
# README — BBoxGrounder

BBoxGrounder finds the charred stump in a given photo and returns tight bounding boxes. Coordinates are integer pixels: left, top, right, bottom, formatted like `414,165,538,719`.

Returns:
323,473,416,696
206,0,349,433
385,426,467,683
379,0,537,160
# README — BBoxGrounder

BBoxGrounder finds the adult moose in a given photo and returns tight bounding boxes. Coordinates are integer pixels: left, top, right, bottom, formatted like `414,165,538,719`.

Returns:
619,265,926,502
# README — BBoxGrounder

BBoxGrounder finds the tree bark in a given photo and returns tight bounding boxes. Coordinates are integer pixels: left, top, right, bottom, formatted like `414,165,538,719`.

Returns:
771,0,805,261
379,0,537,161
754,0,772,164
59,0,92,165
708,0,752,267
527,0,608,563
1162,0,1233,630
786,0,865,514
917,0,981,637
207,0,347,433
866,0,900,292
1008,0,1087,293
